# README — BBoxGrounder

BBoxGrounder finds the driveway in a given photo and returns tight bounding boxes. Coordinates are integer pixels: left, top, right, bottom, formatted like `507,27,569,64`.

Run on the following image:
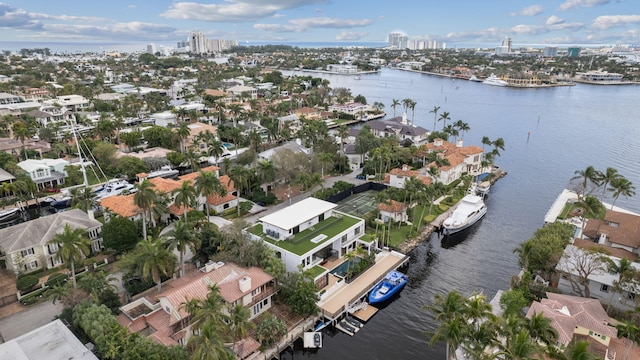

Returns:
0,300,62,341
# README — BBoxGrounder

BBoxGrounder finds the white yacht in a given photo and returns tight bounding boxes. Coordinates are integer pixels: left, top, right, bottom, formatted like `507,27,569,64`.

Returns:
95,179,135,200
476,181,491,196
147,165,179,179
483,73,508,87
442,194,487,235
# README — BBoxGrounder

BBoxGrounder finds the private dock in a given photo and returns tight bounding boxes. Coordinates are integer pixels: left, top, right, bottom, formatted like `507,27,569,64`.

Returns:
318,250,408,322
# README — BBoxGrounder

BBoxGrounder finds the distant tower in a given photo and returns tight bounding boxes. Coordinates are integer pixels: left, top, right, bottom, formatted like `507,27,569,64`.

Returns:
388,32,408,49
501,36,512,53
189,31,207,55
146,44,156,55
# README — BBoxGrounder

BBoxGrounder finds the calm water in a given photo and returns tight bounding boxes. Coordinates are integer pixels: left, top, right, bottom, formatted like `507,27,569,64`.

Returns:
281,68,640,359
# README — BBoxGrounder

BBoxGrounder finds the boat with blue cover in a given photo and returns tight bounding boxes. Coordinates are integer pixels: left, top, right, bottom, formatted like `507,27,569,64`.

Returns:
368,270,408,305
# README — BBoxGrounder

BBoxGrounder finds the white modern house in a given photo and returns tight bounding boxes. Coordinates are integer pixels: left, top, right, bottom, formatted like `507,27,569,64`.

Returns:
17,158,69,189
247,198,372,273
226,85,257,100
47,95,90,112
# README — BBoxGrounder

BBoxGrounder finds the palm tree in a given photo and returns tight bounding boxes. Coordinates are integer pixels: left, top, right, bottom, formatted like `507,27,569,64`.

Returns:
228,165,248,217
425,290,471,359
409,100,417,125
598,167,621,201
481,136,491,153
163,220,199,278
257,159,277,191
454,120,470,139
12,121,32,160
563,340,600,360
184,284,228,331
571,165,603,199
526,312,558,346
134,179,157,241
228,303,255,342
606,258,635,312
188,321,234,360
608,176,635,210
575,195,605,235
391,99,400,117
438,111,451,131
338,125,349,155
172,181,197,222
48,224,91,288
206,137,225,163
317,152,333,178
134,236,176,293
229,103,243,127
176,122,191,153
69,187,96,212
194,170,227,221
430,106,440,133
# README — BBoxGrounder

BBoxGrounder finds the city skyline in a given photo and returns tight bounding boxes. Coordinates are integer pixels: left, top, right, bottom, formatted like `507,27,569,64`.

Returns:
0,1,639,48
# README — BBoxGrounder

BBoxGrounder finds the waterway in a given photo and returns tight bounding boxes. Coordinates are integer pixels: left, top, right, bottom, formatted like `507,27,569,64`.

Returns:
280,68,640,359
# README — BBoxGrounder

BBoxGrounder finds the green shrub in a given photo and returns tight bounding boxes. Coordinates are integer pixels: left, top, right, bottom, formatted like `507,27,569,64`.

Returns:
17,275,39,292
438,203,450,212
45,273,69,287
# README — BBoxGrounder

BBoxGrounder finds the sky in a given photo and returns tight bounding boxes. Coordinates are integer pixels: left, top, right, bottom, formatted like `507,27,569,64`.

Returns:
0,0,639,48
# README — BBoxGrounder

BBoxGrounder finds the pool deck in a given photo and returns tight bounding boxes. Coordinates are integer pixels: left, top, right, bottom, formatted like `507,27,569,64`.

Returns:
318,250,408,320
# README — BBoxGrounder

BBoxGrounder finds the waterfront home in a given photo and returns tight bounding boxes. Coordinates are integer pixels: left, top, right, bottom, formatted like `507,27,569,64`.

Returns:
0,209,103,274
45,95,90,112
328,102,371,119
257,140,311,162
366,115,429,146
27,105,75,127
118,261,273,354
246,197,372,273
0,167,16,197
580,209,640,259
556,245,640,311
226,85,258,100
184,121,218,153
385,164,432,189
414,138,484,185
17,158,69,189
526,293,640,358
0,137,51,159
0,92,22,105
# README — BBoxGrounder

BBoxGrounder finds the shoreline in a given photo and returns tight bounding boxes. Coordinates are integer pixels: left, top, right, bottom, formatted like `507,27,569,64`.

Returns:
396,168,508,254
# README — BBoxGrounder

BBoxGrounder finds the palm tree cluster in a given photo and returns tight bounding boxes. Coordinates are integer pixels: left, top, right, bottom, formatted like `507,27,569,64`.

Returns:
427,290,602,360
571,165,636,209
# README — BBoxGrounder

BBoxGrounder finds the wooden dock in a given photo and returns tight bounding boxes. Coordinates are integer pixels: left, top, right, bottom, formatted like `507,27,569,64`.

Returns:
318,250,408,320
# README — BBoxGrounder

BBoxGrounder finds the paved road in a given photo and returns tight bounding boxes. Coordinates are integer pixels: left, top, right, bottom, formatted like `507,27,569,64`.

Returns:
0,300,62,341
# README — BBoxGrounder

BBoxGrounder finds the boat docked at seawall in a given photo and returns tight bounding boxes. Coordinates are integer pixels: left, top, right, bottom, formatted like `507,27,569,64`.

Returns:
94,179,135,200
441,194,487,235
483,73,508,87
0,207,25,223
476,181,491,196
368,270,408,305
42,194,72,209
146,165,179,180
469,75,483,82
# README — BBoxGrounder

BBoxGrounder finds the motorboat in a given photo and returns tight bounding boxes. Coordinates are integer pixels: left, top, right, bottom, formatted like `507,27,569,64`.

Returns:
42,194,72,209
442,194,487,235
353,75,361,80
368,270,408,305
469,75,483,82
476,181,491,196
0,207,24,223
95,179,135,200
483,73,508,87
147,165,179,179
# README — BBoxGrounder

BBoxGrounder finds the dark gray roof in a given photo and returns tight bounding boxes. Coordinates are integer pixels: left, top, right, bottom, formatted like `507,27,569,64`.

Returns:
0,209,101,253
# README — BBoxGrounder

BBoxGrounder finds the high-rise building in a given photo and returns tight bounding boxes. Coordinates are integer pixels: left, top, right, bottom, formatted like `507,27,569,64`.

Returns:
543,47,558,57
388,32,408,49
176,40,189,49
189,31,207,54
146,44,156,55
501,36,512,53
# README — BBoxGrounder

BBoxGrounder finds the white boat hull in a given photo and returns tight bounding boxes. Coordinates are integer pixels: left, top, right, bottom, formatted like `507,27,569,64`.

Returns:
442,194,487,235
442,207,487,235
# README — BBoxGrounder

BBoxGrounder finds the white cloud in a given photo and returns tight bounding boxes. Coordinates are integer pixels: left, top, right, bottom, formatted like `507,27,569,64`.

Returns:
30,13,106,22
558,0,611,11
510,5,544,16
336,31,367,41
128,5,136,8
0,2,42,29
592,15,640,30
510,21,583,35
255,17,373,33
42,21,178,40
546,15,564,25
161,0,328,22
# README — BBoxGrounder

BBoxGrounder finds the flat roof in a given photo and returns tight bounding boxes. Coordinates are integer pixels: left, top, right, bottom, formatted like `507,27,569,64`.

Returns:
259,197,337,231
0,320,98,360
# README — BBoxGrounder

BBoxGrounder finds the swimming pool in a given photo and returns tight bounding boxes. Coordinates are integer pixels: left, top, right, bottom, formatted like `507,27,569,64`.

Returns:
330,257,361,278
223,142,233,149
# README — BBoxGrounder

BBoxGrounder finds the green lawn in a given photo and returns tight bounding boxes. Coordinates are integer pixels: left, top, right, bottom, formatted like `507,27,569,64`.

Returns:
249,214,361,255
375,224,412,248
307,265,327,279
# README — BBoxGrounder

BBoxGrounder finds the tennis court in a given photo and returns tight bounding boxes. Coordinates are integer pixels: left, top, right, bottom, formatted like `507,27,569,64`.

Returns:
334,190,379,216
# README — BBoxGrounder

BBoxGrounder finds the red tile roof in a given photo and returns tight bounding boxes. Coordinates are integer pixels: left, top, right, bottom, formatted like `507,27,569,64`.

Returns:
378,200,406,213
573,238,638,262
100,194,142,218
584,210,640,249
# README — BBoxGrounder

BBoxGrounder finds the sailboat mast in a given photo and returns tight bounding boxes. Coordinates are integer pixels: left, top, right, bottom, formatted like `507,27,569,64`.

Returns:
71,118,89,187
